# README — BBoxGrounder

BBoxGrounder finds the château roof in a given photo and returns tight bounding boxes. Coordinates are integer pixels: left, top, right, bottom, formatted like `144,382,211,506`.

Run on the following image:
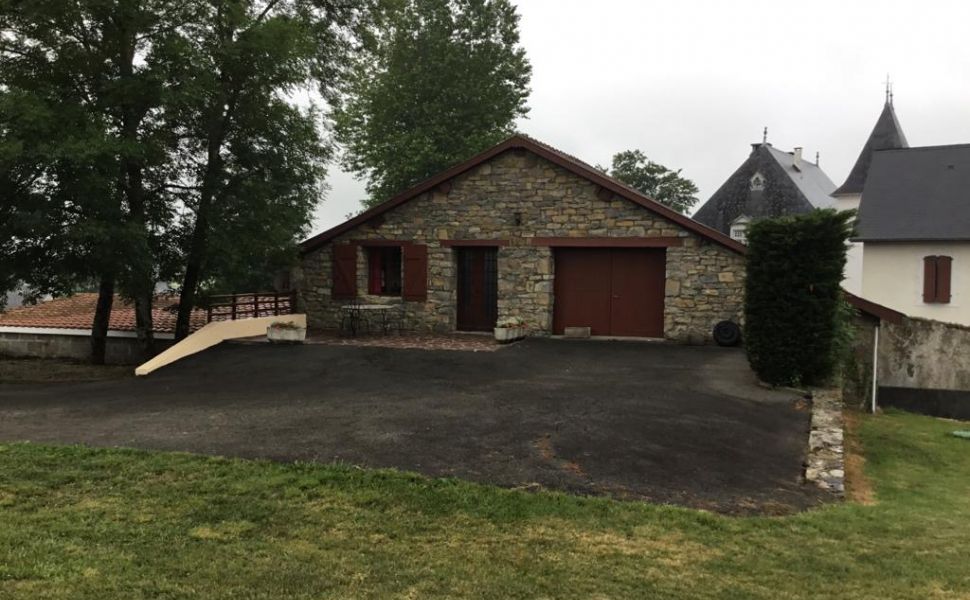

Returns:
856,144,970,242
833,101,909,196
691,143,835,236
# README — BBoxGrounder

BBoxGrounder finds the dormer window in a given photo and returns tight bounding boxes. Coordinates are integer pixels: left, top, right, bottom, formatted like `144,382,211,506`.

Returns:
750,172,765,191
730,215,751,244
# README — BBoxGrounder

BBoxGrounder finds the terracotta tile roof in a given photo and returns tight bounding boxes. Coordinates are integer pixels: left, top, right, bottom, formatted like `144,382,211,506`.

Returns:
0,293,208,334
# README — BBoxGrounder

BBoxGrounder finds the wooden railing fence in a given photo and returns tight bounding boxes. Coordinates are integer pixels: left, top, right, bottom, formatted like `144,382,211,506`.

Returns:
205,291,296,323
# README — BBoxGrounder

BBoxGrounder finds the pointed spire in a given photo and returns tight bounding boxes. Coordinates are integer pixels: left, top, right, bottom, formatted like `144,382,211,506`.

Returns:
833,94,908,196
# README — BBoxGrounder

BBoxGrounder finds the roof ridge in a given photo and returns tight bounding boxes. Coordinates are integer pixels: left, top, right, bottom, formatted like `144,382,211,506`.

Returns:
875,143,970,153
300,134,745,254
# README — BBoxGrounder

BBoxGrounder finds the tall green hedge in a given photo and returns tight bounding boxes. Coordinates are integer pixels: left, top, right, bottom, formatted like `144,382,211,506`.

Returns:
744,209,854,386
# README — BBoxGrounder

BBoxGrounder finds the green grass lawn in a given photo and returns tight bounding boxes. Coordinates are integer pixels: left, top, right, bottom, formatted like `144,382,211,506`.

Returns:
0,410,968,599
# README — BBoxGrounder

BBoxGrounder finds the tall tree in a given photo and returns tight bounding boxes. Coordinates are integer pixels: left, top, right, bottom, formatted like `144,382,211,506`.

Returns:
171,0,370,340
1,0,199,361
4,1,370,351
335,0,531,207
601,149,699,214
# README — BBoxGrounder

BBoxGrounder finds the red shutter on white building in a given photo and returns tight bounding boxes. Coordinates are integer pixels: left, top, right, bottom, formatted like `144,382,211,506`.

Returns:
936,256,953,304
923,256,938,303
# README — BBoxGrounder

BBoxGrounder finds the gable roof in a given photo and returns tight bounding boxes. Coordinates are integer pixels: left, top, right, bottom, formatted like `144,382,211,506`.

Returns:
833,101,909,196
300,134,745,254
856,144,970,242
692,143,835,235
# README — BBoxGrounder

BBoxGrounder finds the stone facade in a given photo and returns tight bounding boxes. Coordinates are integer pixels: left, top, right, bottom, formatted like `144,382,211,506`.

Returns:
300,149,746,341
805,389,845,496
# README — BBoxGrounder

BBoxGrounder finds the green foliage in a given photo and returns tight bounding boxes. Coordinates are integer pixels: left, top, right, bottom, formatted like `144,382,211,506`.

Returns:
335,0,532,207
0,0,203,350
744,209,855,386
601,149,699,213
1,0,372,345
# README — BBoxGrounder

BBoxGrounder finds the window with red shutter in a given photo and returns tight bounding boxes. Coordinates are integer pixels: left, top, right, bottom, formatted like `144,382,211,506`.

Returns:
402,244,428,301
936,256,953,304
331,243,358,299
366,246,402,295
923,256,938,303
923,255,954,304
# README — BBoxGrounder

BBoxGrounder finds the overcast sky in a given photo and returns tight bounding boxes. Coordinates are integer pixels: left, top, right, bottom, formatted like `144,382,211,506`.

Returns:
310,0,970,236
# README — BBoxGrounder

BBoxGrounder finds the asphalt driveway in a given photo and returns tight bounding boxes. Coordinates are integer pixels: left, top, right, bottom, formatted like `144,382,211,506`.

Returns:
0,339,826,514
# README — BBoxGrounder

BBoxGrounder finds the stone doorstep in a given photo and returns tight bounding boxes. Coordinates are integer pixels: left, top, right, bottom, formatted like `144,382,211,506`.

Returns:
804,389,846,497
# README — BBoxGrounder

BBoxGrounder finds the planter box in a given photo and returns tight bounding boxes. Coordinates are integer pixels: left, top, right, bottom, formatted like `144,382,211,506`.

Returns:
267,325,306,344
494,326,525,344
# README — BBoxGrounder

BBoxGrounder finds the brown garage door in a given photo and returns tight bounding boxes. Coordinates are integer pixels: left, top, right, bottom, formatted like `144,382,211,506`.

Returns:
553,248,665,337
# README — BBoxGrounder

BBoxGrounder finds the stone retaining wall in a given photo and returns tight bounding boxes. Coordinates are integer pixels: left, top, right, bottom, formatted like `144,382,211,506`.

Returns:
848,314,970,418
0,331,170,365
805,389,845,496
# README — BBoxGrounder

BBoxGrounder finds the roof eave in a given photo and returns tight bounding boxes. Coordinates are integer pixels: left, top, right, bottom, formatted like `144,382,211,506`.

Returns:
843,290,905,325
855,236,970,243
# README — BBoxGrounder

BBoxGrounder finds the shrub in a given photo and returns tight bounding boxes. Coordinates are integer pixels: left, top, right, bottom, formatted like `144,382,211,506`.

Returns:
743,209,854,386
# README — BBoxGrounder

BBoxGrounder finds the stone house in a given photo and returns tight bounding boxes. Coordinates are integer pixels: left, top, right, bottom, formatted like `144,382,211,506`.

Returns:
299,135,747,342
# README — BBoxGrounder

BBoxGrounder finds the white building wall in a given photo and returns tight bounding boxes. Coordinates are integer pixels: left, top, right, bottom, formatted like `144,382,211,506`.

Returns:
834,194,863,295
862,241,970,326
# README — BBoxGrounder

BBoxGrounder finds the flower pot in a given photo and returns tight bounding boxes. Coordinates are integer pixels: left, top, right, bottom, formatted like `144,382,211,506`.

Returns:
267,325,306,344
494,326,526,343
494,327,515,343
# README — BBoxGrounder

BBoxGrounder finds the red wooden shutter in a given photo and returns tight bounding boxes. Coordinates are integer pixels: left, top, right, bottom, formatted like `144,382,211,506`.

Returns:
923,256,938,303
937,255,953,304
331,243,358,299
402,244,428,301
368,248,382,295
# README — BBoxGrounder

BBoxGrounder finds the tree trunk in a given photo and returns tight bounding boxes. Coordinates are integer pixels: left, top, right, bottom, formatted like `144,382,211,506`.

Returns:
125,162,156,357
174,175,215,341
116,26,156,356
91,274,115,365
175,104,230,341
175,23,238,341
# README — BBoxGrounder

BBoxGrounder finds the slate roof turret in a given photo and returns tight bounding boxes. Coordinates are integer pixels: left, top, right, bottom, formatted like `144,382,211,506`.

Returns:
833,100,909,196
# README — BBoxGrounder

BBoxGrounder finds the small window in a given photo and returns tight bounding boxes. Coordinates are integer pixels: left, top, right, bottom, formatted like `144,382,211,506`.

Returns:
730,225,747,244
368,246,402,295
750,172,765,191
729,216,750,244
923,255,952,304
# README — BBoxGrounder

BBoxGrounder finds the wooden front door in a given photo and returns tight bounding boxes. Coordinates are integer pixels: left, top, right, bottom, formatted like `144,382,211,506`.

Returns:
456,247,498,331
554,248,665,337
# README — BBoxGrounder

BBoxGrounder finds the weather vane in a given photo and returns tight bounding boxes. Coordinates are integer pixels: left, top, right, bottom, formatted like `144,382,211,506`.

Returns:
884,73,893,105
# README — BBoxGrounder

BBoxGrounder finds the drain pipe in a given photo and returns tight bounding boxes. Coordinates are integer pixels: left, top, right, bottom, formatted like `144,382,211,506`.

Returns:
871,324,880,413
